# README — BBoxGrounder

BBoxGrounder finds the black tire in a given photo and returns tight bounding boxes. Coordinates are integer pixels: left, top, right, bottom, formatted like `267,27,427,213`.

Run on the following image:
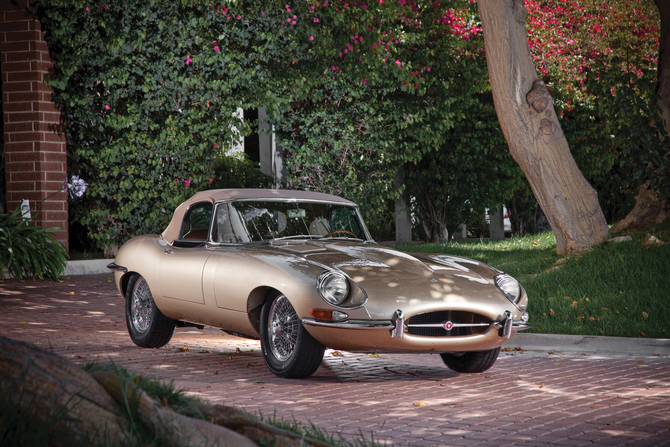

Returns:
440,347,500,373
259,292,325,378
125,274,175,348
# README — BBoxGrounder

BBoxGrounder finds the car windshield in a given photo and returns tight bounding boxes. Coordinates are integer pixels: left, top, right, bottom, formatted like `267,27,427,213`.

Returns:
212,200,368,244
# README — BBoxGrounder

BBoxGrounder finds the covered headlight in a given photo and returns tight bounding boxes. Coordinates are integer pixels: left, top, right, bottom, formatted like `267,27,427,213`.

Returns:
494,273,522,305
317,271,349,306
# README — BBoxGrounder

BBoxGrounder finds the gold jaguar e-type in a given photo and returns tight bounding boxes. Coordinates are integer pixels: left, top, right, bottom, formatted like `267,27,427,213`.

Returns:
109,189,529,378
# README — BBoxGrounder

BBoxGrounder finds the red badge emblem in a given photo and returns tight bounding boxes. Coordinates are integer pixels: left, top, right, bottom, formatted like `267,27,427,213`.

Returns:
444,321,453,331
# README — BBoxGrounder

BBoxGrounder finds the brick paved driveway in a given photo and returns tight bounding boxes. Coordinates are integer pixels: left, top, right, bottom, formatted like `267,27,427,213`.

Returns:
1,274,669,446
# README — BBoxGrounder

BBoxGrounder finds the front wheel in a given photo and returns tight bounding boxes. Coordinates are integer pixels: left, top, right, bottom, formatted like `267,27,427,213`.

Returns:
125,274,175,348
440,347,500,373
260,293,325,378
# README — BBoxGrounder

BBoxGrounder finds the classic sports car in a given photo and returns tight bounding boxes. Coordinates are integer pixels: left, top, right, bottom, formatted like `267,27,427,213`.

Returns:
109,189,529,378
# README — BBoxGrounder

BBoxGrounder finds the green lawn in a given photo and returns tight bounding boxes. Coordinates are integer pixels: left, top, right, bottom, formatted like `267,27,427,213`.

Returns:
394,222,670,339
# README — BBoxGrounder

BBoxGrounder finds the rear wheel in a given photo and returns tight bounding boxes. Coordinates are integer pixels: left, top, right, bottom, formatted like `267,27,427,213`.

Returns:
125,274,175,348
260,293,325,378
440,347,500,373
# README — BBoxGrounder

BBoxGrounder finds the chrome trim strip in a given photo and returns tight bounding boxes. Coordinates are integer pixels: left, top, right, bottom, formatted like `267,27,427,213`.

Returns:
107,262,127,273
300,318,394,330
407,322,491,328
512,323,531,331
391,309,405,339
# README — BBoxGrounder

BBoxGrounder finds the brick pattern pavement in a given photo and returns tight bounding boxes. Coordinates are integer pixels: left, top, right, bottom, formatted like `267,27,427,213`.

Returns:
1,274,669,446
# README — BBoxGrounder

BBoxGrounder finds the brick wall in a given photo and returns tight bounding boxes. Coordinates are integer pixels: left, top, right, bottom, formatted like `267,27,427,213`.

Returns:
0,0,68,249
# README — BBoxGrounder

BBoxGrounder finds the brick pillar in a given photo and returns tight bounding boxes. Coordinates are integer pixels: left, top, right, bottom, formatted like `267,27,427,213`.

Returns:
0,0,68,249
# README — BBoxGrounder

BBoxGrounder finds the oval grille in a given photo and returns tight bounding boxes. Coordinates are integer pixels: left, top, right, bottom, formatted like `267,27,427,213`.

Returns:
406,311,491,337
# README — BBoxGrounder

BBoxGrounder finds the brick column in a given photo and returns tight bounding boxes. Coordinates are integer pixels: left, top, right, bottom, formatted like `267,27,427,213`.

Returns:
0,0,68,249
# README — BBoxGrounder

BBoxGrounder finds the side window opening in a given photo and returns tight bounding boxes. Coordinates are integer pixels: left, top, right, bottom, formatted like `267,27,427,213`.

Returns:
179,202,213,242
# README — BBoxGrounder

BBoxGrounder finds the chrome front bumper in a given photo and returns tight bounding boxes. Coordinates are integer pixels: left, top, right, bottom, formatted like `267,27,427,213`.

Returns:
301,308,530,340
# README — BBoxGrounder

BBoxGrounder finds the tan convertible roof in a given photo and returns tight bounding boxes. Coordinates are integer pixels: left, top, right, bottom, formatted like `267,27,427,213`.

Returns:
162,189,355,243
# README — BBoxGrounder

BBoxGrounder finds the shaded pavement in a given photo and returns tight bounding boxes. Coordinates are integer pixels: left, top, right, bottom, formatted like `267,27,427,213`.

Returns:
1,274,669,446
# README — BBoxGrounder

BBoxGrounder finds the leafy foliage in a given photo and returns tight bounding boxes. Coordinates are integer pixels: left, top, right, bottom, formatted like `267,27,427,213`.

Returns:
33,0,293,249
209,155,274,191
0,207,68,281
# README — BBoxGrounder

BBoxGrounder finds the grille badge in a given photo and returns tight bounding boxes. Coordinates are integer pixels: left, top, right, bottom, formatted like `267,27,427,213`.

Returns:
443,321,453,331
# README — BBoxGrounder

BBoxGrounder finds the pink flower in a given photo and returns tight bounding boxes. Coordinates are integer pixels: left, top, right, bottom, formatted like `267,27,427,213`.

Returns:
361,77,367,84
214,46,220,51
212,41,217,45
313,18,319,23
85,6,89,11
292,60,296,64
209,178,213,182
291,20,296,25
236,15,241,20
309,36,314,41
427,67,431,72
293,15,296,19
175,178,179,181
395,59,401,67
214,144,219,148
339,52,342,57
324,1,328,5
185,56,192,65
261,11,265,15
105,105,110,110
184,180,191,186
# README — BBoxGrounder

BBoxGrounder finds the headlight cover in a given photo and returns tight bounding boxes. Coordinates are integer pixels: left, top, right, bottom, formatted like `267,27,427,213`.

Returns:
317,271,349,306
494,273,522,305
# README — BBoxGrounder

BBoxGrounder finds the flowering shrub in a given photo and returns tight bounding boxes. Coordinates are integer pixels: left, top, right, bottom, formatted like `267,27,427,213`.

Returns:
524,0,663,218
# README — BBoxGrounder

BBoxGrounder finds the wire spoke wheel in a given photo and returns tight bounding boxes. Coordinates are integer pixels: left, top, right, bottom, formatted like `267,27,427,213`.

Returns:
125,274,175,348
268,295,299,361
260,292,325,378
130,277,153,333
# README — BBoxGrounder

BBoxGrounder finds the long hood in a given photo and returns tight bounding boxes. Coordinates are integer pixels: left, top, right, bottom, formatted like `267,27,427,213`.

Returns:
262,241,511,319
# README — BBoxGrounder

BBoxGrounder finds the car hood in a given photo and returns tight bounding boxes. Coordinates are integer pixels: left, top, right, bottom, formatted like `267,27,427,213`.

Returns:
261,240,510,320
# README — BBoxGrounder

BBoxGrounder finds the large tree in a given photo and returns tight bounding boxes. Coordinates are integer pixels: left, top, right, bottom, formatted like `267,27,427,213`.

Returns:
477,0,609,253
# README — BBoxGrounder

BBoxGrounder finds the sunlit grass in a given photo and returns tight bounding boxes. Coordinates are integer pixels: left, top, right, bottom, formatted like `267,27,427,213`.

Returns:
396,224,670,339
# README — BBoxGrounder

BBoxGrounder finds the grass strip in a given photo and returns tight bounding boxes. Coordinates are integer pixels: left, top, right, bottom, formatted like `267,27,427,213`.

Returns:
396,222,670,339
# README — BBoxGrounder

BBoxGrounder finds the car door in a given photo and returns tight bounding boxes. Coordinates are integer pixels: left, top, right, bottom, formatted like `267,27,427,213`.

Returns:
159,201,214,304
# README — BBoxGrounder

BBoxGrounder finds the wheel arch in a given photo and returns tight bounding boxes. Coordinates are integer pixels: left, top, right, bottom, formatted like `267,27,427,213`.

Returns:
247,286,281,334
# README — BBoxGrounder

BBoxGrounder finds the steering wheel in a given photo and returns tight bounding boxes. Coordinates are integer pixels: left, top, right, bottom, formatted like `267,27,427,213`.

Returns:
322,230,358,238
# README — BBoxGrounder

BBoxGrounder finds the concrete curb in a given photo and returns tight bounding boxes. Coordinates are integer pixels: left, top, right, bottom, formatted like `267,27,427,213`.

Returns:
63,259,114,276
508,333,670,356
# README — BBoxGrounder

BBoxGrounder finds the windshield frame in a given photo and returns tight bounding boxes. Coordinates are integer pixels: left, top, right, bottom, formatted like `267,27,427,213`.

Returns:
207,198,373,246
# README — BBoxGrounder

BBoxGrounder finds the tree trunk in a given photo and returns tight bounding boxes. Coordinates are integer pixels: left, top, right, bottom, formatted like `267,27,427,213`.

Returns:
612,184,669,232
92,373,257,447
0,335,338,447
477,0,609,254
614,0,670,230
0,336,130,445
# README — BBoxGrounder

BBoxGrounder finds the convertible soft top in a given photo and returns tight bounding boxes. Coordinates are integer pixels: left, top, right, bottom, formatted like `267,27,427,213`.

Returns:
161,188,355,243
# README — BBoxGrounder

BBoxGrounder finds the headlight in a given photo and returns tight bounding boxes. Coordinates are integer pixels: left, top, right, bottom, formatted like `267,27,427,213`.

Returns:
317,271,349,306
494,273,522,305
